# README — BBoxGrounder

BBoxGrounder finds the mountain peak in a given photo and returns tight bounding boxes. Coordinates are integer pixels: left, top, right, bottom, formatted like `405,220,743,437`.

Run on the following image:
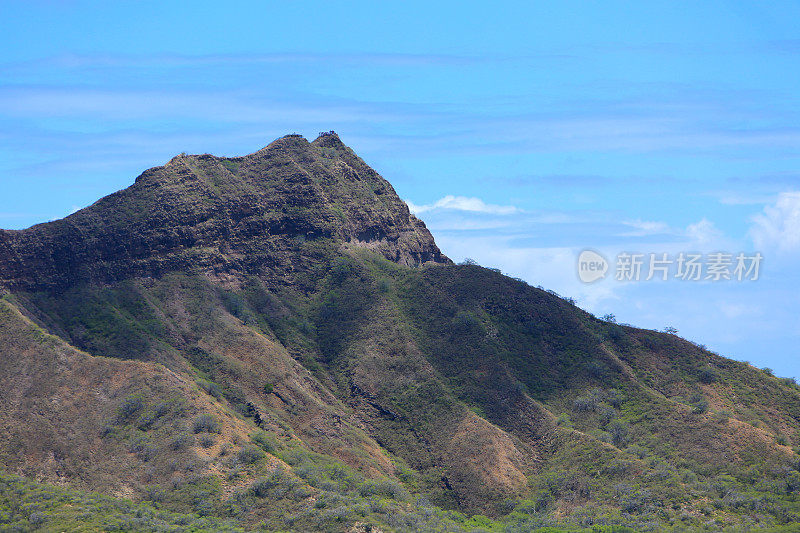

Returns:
0,133,449,292
312,130,343,146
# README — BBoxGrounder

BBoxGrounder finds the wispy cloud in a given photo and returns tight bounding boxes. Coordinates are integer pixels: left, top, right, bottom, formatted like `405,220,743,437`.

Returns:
498,174,613,188
406,195,519,215
3,51,799,163
619,219,672,237
617,217,726,246
0,51,492,73
716,193,777,206
0,87,410,124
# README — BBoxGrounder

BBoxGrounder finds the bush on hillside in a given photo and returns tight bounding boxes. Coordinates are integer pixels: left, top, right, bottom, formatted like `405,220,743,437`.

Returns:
170,432,194,451
237,445,266,465
698,367,718,384
607,420,631,448
192,414,221,434
691,396,709,414
358,479,409,501
117,396,144,422
252,431,277,454
451,310,485,337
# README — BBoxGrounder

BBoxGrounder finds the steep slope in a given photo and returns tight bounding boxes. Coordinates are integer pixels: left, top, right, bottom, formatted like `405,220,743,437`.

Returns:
2,133,800,532
0,133,447,292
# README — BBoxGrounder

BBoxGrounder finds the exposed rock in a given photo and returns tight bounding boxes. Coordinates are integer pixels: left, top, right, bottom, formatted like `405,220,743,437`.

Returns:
0,133,448,292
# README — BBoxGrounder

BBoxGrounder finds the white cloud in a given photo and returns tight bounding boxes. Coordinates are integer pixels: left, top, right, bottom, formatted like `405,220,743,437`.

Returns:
717,192,776,206
406,195,519,215
619,219,671,237
686,218,723,245
616,217,726,247
749,191,800,252
404,200,426,214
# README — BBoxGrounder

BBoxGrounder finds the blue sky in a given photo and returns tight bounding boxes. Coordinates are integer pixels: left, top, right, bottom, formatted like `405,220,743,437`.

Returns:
2,1,800,375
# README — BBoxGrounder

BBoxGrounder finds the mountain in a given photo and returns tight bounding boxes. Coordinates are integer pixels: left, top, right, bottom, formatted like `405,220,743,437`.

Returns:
1,133,800,532
0,133,447,292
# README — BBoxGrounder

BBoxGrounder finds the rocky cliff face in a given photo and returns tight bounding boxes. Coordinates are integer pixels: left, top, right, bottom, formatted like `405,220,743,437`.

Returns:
0,133,448,292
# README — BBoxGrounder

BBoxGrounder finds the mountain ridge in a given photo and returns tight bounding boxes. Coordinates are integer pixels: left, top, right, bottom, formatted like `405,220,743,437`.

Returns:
0,132,448,292
2,134,800,531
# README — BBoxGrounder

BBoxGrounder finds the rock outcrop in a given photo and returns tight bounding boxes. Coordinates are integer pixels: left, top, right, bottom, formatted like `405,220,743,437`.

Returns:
0,133,448,292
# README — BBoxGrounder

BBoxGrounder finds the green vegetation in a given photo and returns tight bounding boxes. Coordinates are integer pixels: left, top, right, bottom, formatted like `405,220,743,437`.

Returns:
0,473,242,532
9,247,800,531
3,136,800,531
193,414,221,434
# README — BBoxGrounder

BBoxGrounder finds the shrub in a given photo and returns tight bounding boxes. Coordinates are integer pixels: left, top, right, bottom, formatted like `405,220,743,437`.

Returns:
192,414,221,434
627,444,649,459
136,410,161,431
698,367,718,384
573,396,597,412
250,468,298,499
170,432,194,451
604,459,634,476
597,403,618,425
556,413,573,427
451,310,485,337
220,291,256,324
586,360,610,379
607,420,631,447
785,470,800,492
693,401,709,414
154,400,172,416
572,389,618,423
237,445,266,465
588,429,611,443
606,389,623,407
619,488,654,513
117,396,144,422
28,512,46,526
330,257,353,281
199,435,216,448
198,380,223,400
297,319,315,336
252,431,277,454
358,479,409,501
128,436,155,461
690,395,709,414
712,409,731,424
320,505,352,522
